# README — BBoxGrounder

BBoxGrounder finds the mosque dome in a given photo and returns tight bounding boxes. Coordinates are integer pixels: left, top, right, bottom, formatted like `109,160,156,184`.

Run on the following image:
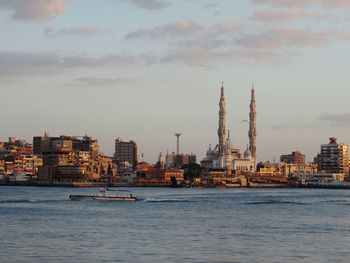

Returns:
206,144,214,156
244,148,252,159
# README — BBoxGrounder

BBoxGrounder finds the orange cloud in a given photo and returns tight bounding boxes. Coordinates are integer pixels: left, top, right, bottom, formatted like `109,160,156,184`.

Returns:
251,8,304,21
0,0,68,21
323,0,350,9
125,20,203,39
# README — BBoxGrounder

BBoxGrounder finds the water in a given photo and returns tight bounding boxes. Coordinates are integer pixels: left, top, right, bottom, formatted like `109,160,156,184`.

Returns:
1,187,350,263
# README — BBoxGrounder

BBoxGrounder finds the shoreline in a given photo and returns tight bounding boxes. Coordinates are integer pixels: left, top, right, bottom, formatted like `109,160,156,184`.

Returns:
1,182,349,189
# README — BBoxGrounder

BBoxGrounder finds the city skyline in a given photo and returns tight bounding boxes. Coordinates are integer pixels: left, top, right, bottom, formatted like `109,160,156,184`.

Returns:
1,0,350,162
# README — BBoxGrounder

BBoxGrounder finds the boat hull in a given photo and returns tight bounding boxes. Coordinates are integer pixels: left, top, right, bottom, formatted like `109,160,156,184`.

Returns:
302,184,350,189
69,194,137,201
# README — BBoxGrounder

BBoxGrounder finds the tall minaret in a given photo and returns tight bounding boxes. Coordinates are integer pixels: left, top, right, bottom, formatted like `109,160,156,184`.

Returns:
218,81,227,157
249,84,257,160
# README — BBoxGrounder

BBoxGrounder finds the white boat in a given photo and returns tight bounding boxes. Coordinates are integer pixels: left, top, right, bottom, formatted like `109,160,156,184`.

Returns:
306,179,350,189
302,174,350,189
9,172,29,182
69,187,138,201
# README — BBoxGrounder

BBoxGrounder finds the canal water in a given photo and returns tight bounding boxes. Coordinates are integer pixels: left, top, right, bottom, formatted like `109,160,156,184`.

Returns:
1,186,350,263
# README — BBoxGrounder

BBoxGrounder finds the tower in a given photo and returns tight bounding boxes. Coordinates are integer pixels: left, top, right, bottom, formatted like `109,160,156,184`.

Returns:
218,82,227,157
174,133,181,156
249,84,257,160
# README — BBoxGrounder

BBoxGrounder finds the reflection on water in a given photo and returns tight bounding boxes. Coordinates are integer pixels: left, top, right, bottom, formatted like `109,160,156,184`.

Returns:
1,187,350,263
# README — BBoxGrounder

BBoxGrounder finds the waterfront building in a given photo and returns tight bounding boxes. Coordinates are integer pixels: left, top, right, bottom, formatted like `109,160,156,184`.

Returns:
280,151,306,165
9,154,42,176
201,83,256,175
0,159,4,175
313,153,322,171
255,161,316,177
320,137,349,174
1,137,32,154
165,151,197,168
278,162,317,177
257,166,276,176
256,161,280,176
175,154,189,167
181,163,201,180
233,150,256,173
174,153,196,167
34,134,114,182
117,171,137,185
113,137,138,169
134,166,184,186
137,161,151,171
0,137,43,177
33,132,50,155
208,170,227,185
117,161,133,175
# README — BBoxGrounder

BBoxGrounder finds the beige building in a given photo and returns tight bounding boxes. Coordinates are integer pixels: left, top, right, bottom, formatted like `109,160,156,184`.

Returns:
279,162,318,177
0,160,5,175
35,134,114,182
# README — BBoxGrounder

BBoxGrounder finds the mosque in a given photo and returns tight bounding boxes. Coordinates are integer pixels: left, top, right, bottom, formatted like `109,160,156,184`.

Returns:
201,83,257,175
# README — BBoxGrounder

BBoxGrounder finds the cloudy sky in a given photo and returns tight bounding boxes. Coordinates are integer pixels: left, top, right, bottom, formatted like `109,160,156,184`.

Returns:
1,0,350,162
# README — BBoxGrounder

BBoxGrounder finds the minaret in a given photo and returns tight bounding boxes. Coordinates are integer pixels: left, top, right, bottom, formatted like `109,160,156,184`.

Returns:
225,130,232,176
218,81,227,158
226,130,232,150
249,84,257,160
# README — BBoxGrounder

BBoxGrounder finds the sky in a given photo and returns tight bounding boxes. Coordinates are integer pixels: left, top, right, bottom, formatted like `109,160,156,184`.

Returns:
1,0,350,163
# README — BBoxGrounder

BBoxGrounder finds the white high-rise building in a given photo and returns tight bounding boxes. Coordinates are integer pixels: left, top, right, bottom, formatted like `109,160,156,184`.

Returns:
320,137,349,174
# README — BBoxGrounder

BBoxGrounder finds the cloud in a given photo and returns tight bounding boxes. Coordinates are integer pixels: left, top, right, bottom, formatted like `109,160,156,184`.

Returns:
124,17,339,66
341,32,350,40
270,124,294,130
0,52,155,77
253,0,350,9
45,27,109,37
160,47,222,66
204,2,218,8
248,1,338,23
319,113,350,126
272,113,350,129
125,19,241,40
125,20,203,39
235,28,336,49
116,0,167,10
323,0,350,9
253,0,318,7
123,14,342,66
74,77,135,86
251,9,304,21
125,18,336,52
62,54,154,68
0,52,61,76
160,46,280,66
206,19,242,37
0,0,68,21
177,39,228,49
232,48,282,61
270,123,321,129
